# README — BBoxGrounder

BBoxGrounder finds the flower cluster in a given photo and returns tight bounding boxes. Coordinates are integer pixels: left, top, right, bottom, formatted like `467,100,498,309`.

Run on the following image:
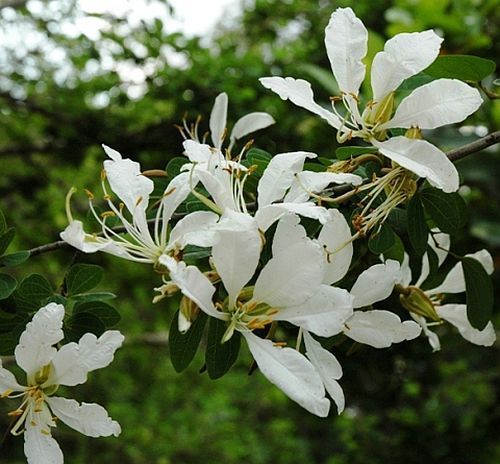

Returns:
3,5,495,463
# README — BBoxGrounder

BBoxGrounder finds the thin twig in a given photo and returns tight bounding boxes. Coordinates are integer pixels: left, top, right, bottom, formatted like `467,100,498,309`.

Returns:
446,130,500,162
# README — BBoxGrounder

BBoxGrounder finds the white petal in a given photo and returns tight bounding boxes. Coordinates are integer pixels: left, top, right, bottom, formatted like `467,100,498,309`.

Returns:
318,209,353,284
24,422,63,464
168,211,219,250
411,313,441,351
161,172,198,224
161,255,224,320
271,214,307,256
345,310,421,348
254,239,324,308
371,30,442,101
416,230,450,287
195,169,236,212
0,360,24,394
60,221,132,259
303,331,345,414
437,304,496,346
243,332,330,417
211,212,261,306
256,202,331,232
373,137,459,193
429,249,493,295
50,331,124,387
257,151,317,207
209,92,228,149
275,285,353,337
15,303,65,379
260,77,341,128
383,79,482,130
350,260,401,308
285,171,362,203
103,146,154,215
230,112,275,143
47,397,121,437
397,253,413,287
183,139,214,164
325,7,367,95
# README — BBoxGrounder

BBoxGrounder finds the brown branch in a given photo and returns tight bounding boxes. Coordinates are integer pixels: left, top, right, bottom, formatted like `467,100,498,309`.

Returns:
446,131,500,162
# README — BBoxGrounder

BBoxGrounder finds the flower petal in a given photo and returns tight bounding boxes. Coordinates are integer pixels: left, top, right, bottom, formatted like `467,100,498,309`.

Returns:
382,79,482,130
415,230,450,287
260,76,341,128
275,285,353,337
437,304,496,346
345,310,421,348
24,422,63,464
304,331,345,414
372,137,459,193
243,332,330,417
161,172,198,225
0,360,24,394
209,92,228,149
318,209,353,284
230,112,275,144
325,7,367,95
50,331,124,387
350,260,401,308
411,313,441,351
168,211,219,250
371,30,442,101
47,397,121,437
211,212,261,307
428,249,493,295
257,150,317,207
15,303,65,379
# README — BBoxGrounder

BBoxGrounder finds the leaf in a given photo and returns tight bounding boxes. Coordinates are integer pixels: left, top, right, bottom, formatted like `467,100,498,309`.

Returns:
368,224,396,254
407,195,428,255
0,274,17,300
65,312,106,342
0,208,6,235
246,148,272,175
73,301,121,327
69,292,117,302
205,318,240,379
0,251,30,267
421,188,467,234
298,63,339,95
424,55,496,82
336,146,377,160
0,227,15,256
462,257,493,330
66,264,103,296
0,332,17,355
169,310,207,373
166,156,188,179
14,274,53,313
382,233,405,263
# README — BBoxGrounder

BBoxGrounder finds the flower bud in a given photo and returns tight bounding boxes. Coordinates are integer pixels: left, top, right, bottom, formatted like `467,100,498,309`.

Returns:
398,286,440,321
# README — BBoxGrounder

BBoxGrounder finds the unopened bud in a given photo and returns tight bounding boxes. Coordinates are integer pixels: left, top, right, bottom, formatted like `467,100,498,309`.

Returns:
398,285,440,321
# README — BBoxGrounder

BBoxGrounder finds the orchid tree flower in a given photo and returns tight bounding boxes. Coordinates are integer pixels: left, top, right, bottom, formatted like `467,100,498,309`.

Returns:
0,303,123,464
60,145,218,269
395,232,496,351
159,214,354,416
260,7,482,234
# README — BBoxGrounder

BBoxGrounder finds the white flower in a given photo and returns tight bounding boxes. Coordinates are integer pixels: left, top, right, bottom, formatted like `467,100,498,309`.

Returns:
397,233,496,351
0,303,123,464
162,214,354,416
60,145,218,266
260,7,483,193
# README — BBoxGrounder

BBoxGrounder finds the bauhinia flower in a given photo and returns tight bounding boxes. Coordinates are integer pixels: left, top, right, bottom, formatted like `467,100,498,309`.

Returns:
0,303,123,464
160,214,354,416
260,7,482,234
395,232,496,351
60,145,218,268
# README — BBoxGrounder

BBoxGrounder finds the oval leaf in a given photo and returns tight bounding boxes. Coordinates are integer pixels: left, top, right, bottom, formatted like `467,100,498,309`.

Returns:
407,195,428,255
424,55,496,82
65,312,106,343
463,257,493,330
421,188,466,234
169,310,207,373
205,318,241,379
336,146,377,160
66,264,104,296
368,224,396,254
0,273,17,300
0,228,15,256
0,250,30,267
73,301,121,327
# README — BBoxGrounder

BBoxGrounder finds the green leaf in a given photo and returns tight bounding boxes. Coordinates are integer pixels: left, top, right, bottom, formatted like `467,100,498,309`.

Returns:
165,157,188,179
462,257,493,330
65,312,106,342
336,146,377,160
407,196,428,255
368,224,396,254
382,233,405,263
69,292,117,302
0,274,17,300
0,208,6,235
66,264,103,296
298,63,339,94
0,332,17,355
73,301,121,327
421,188,467,234
16,274,53,310
425,55,496,82
206,318,240,379
169,310,207,373
0,227,15,256
0,250,30,267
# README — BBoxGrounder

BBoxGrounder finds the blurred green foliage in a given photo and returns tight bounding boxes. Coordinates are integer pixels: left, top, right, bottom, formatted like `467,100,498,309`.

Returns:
0,0,499,462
